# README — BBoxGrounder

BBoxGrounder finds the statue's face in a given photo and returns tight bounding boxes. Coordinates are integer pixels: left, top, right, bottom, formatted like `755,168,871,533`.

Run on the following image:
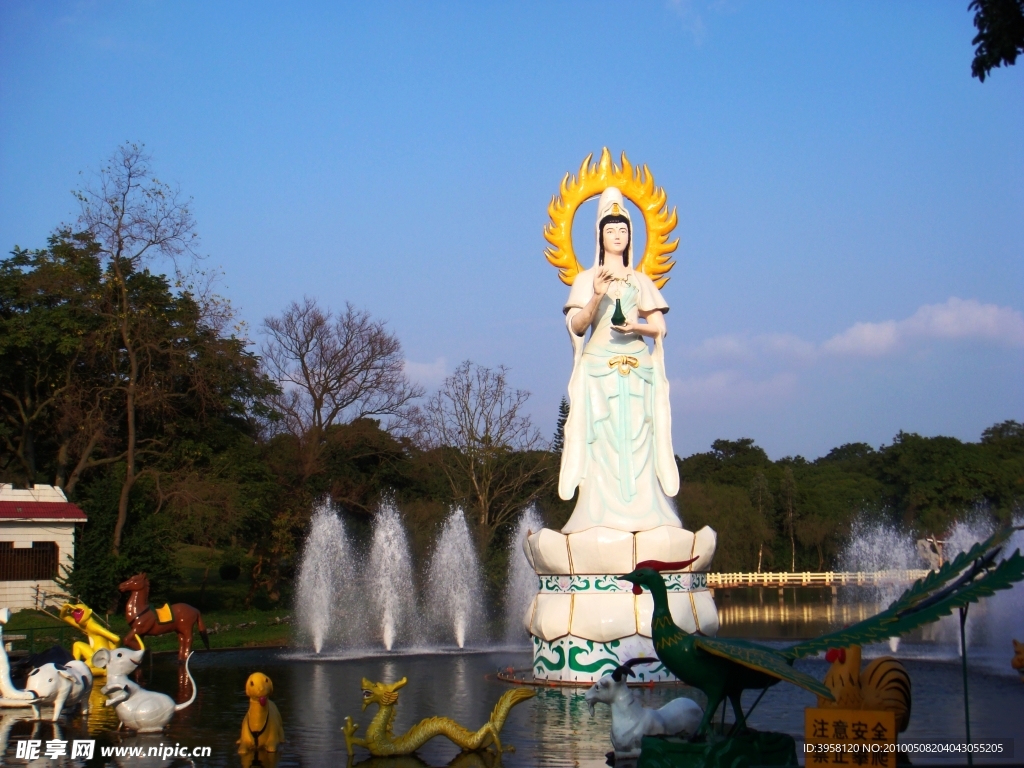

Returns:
602,222,629,258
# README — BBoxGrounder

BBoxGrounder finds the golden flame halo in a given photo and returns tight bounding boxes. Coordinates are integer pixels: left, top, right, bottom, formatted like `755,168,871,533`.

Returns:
544,148,678,288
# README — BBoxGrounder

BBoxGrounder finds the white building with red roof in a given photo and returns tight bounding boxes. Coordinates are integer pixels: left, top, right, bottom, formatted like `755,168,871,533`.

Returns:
0,484,86,609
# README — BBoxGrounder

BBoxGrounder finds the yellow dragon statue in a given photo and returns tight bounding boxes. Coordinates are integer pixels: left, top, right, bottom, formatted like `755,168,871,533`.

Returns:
343,677,534,757
59,602,124,675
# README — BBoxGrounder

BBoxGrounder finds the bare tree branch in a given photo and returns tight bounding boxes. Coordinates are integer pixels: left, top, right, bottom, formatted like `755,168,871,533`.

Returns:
260,297,423,478
73,143,225,554
417,360,552,535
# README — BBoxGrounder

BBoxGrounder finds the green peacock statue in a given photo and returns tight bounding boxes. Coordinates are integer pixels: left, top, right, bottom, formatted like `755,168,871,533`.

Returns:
620,526,1024,736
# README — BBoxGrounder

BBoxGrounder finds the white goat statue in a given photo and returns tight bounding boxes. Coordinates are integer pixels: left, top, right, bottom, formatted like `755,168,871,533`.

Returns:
585,658,703,760
93,647,196,732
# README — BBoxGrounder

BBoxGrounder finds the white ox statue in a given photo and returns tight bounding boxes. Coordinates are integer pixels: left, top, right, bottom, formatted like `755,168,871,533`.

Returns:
585,658,703,760
23,660,93,721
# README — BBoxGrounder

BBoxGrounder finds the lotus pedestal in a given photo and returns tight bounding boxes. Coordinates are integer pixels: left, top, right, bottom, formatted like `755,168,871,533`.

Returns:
522,525,720,683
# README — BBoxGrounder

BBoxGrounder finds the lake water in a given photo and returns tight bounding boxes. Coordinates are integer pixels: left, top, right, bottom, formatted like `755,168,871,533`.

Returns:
1,640,1021,767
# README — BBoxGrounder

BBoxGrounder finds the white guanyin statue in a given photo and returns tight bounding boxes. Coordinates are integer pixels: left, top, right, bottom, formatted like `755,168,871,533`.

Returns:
526,149,718,683
559,185,680,534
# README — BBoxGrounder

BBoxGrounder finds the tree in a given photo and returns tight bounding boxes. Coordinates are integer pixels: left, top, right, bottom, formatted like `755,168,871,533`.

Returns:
780,466,799,571
970,0,1024,81
748,471,775,572
880,430,1002,534
0,233,103,485
260,297,422,479
69,143,268,556
0,228,268,600
677,482,763,572
819,442,876,464
418,361,552,542
981,419,1024,445
551,397,569,455
74,144,199,554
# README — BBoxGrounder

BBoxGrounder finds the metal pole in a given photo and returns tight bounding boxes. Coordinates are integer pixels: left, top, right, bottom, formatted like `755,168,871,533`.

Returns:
959,604,972,767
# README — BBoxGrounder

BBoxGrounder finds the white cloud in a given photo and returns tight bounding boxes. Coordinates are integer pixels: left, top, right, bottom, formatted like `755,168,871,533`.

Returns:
688,334,752,362
823,298,1024,357
672,371,798,413
903,297,1024,343
674,298,1022,417
404,356,447,387
822,320,900,357
760,333,817,361
686,332,816,363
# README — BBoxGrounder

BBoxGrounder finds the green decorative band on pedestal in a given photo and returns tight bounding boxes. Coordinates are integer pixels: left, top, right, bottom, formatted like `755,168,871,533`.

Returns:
531,634,676,683
537,573,707,593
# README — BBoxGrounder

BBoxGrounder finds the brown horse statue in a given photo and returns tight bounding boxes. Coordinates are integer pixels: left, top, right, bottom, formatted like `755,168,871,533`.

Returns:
119,572,210,662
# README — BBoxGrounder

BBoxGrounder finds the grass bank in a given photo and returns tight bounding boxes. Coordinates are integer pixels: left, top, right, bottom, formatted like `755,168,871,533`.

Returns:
5,544,298,654
5,606,294,654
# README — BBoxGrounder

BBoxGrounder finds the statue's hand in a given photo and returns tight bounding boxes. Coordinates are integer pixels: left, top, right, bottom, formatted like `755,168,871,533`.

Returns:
613,320,658,339
594,267,614,297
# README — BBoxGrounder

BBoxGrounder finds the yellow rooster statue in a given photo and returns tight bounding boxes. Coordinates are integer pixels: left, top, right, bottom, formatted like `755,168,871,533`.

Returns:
816,645,911,732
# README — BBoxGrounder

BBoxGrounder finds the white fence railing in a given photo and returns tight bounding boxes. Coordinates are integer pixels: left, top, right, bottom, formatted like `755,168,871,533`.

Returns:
706,570,930,588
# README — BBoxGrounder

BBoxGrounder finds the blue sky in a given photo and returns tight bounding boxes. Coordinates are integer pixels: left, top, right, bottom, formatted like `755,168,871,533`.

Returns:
1,1,1021,459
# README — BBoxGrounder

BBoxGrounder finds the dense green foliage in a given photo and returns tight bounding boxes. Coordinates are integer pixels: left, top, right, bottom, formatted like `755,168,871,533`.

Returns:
676,429,1024,572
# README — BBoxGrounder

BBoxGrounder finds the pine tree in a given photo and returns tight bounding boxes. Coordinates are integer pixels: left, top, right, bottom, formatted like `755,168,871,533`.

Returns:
551,397,570,454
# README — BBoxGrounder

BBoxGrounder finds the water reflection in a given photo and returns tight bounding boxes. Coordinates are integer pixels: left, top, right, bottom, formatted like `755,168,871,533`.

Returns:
716,593,875,638
87,685,121,735
349,754,502,768
0,648,1020,766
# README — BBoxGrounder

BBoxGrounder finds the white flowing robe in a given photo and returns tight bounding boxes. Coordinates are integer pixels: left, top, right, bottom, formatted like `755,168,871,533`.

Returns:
559,268,681,534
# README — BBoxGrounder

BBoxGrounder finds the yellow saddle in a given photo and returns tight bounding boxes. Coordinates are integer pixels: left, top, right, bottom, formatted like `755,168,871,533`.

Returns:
155,603,173,623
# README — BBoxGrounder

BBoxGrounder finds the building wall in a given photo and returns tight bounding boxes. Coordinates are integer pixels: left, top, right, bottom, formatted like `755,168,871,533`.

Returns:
0,579,68,610
0,521,75,610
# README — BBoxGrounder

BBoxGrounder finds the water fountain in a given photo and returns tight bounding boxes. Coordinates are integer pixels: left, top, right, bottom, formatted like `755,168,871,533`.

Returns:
424,507,484,648
839,517,924,651
838,512,1024,668
504,506,543,643
295,500,359,653
367,499,419,650
939,514,1024,665
294,498,550,653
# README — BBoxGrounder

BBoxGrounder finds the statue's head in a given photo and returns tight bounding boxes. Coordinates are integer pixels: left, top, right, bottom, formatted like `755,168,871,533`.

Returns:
595,187,632,268
245,672,274,704
118,572,148,592
359,676,408,711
